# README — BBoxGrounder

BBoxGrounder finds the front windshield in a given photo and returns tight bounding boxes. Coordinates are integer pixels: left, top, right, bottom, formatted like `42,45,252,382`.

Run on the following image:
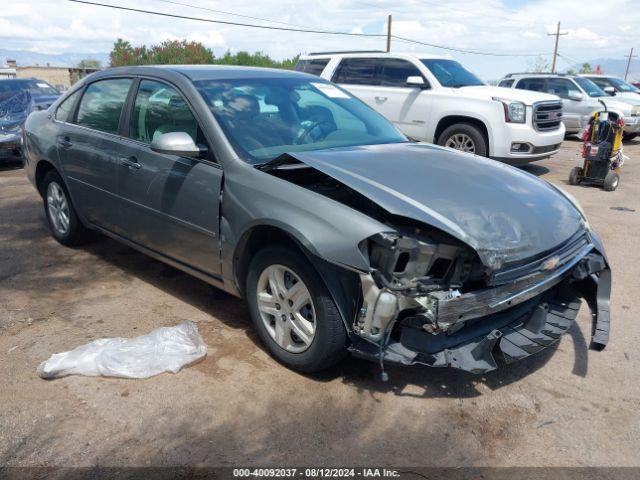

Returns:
573,77,606,97
606,77,639,93
195,77,407,164
420,59,484,87
0,80,59,101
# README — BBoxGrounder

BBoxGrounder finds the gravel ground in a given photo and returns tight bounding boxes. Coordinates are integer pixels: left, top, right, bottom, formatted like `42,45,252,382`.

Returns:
1,138,639,468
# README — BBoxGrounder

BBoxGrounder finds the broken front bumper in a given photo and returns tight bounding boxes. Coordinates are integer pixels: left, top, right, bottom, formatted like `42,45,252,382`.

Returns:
349,249,611,375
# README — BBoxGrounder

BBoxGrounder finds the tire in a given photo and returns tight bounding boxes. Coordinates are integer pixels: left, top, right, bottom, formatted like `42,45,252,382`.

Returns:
603,171,619,191
246,246,348,373
437,123,488,157
42,171,93,246
569,166,583,185
623,133,638,142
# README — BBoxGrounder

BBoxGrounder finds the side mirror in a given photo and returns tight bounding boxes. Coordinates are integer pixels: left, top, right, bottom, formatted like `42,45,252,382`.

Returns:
568,90,584,101
150,132,202,157
406,76,428,89
603,86,615,96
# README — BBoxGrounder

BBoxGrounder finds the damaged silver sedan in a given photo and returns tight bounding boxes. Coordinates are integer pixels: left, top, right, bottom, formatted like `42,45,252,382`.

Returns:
23,66,611,376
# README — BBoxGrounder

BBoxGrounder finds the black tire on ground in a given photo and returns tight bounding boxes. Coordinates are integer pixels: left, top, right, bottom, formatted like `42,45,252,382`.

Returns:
246,246,348,373
603,171,620,192
42,170,93,246
437,123,488,157
568,166,583,185
623,133,638,142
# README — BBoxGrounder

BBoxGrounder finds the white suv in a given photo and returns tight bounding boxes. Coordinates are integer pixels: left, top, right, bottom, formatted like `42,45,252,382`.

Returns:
296,52,565,165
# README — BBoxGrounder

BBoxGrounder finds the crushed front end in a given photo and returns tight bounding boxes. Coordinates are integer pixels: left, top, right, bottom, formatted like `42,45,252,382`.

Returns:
349,226,611,375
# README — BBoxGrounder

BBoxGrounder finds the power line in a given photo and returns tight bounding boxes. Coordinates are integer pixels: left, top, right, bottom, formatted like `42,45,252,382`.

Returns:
391,35,549,57
66,0,553,58
149,0,312,30
66,0,386,37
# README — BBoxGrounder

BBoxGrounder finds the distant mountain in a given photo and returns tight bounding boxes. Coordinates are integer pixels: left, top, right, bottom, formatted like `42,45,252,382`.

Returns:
0,49,109,68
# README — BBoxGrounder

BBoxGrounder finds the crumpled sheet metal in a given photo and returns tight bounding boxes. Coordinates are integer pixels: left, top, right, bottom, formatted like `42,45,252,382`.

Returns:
37,321,207,379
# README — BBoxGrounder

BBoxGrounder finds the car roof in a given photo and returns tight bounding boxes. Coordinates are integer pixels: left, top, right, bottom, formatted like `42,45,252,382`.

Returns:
300,51,449,60
89,65,320,82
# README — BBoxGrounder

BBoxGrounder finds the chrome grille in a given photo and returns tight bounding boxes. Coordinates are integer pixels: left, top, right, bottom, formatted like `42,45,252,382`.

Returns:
533,101,563,131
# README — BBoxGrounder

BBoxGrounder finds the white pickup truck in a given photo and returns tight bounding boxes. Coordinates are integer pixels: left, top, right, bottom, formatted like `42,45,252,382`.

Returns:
296,52,566,165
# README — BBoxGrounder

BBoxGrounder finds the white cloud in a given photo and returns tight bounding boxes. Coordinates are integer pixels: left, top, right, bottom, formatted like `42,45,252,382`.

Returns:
0,0,639,79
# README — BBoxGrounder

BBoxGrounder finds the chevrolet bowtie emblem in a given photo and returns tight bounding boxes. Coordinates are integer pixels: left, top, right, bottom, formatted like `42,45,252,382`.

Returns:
540,256,561,271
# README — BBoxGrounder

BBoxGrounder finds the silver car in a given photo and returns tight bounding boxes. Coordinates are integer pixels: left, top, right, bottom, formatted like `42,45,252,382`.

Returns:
23,66,611,376
500,73,640,139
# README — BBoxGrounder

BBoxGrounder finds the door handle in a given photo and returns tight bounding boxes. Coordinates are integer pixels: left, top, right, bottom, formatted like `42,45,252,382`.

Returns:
57,136,72,148
375,96,388,102
119,156,141,171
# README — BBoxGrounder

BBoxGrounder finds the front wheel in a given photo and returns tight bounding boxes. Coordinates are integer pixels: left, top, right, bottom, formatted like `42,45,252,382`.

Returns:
603,171,619,191
437,123,488,157
246,246,348,373
623,133,638,142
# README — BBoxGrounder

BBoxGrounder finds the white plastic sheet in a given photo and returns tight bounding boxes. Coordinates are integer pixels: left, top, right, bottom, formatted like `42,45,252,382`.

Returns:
37,321,207,379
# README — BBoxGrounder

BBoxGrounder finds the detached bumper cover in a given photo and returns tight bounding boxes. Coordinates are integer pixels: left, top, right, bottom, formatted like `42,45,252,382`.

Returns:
350,253,611,374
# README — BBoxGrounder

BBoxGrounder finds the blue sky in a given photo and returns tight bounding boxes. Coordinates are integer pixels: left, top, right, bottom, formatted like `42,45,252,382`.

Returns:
1,0,639,80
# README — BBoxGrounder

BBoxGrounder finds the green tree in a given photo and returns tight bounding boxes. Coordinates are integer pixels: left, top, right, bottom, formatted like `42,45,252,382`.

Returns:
109,39,299,70
77,58,102,69
579,63,592,73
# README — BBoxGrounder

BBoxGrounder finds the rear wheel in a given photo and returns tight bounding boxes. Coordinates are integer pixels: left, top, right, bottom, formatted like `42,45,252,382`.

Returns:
603,171,619,191
437,123,488,157
623,133,638,142
568,166,583,185
246,246,348,372
42,171,92,246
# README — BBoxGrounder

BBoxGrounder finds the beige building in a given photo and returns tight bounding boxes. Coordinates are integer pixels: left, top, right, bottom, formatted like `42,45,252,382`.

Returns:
4,60,99,90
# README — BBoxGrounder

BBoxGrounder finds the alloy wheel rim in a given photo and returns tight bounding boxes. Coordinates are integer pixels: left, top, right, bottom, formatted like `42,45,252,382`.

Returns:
46,182,70,236
445,133,476,153
256,264,316,353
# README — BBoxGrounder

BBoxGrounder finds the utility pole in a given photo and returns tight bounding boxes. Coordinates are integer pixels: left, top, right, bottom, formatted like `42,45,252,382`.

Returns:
624,47,637,81
386,14,392,53
548,21,568,73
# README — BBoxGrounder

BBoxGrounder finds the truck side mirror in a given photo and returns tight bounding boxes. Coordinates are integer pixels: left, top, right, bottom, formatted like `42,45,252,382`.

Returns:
568,91,584,101
603,86,616,96
406,76,428,89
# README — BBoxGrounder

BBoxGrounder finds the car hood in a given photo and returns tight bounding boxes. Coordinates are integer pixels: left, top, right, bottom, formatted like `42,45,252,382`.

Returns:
456,85,560,105
595,97,637,114
281,142,584,269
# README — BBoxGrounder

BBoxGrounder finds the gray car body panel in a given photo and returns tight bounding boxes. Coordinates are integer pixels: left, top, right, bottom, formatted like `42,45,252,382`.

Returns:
279,142,584,268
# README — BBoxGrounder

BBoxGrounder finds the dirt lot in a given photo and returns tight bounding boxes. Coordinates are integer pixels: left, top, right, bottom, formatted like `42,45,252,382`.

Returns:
1,138,639,468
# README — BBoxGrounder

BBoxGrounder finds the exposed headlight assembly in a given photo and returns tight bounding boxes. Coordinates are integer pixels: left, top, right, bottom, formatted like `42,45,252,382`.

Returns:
493,97,526,123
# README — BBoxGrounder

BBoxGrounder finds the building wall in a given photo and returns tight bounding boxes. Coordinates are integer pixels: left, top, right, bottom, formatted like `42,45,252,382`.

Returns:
16,67,71,90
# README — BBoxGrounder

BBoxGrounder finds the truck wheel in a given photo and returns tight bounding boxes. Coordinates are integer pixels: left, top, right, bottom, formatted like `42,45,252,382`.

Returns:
568,166,583,185
42,171,93,246
437,123,488,157
603,171,619,191
246,246,348,373
622,133,637,142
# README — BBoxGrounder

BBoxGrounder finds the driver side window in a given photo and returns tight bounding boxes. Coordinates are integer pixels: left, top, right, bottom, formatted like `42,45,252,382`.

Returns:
131,80,199,144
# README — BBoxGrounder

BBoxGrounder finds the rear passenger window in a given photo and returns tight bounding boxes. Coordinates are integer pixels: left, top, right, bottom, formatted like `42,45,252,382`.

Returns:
295,59,330,76
498,79,514,88
516,78,546,92
131,80,199,144
76,78,132,134
379,59,424,87
333,58,381,85
54,90,81,122
545,78,575,99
